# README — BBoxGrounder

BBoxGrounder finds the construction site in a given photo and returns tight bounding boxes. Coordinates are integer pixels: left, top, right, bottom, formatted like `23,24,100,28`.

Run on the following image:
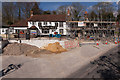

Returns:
0,1,120,79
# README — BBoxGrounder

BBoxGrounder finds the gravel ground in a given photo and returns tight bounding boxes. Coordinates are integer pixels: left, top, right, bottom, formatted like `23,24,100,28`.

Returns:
83,45,120,79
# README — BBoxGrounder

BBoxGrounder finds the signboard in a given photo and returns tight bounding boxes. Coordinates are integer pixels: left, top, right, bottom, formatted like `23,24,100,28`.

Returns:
78,22,86,27
31,30,37,34
20,31,24,34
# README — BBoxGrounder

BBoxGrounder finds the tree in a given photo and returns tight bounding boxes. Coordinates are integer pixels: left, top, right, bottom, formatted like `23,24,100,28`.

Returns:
15,2,23,21
2,2,15,25
91,2,116,21
43,10,51,14
22,2,35,18
57,5,68,14
72,2,83,20
2,2,35,25
71,2,84,20
18,8,21,20
31,2,42,15
52,11,57,15
88,11,97,21
57,3,85,20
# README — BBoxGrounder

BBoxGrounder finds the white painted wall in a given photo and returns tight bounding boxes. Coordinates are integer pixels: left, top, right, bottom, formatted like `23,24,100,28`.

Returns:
28,21,42,33
14,27,27,29
28,21,68,35
0,28,16,34
0,28,8,34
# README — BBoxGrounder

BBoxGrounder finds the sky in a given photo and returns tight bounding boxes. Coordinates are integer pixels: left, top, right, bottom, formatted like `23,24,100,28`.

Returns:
39,2,117,11
39,2,98,11
0,0,119,2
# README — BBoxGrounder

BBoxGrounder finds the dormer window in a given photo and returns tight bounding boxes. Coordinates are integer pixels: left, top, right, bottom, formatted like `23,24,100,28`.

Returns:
32,22,35,25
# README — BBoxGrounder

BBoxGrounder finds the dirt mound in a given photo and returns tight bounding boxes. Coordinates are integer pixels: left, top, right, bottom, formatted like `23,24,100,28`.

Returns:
3,43,39,55
45,42,67,53
3,43,53,57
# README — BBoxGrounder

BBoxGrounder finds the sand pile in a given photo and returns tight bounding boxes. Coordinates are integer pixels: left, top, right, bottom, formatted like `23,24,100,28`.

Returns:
3,43,52,57
45,42,67,53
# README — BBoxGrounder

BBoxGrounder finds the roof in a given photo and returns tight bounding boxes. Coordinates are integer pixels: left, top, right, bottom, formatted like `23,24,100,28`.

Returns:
10,20,28,27
29,26,37,30
28,14,66,22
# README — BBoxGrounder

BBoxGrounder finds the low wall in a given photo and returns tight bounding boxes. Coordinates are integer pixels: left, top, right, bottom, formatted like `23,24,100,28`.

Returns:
9,40,66,48
9,40,97,49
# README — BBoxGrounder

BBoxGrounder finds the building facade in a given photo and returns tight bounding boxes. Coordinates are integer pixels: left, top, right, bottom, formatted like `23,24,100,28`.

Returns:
27,14,68,36
0,14,117,39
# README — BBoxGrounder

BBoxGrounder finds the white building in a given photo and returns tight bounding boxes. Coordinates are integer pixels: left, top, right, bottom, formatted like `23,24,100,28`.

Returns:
27,14,68,36
1,14,69,38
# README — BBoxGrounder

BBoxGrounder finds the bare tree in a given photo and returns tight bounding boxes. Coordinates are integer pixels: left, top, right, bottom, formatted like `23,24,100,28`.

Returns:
57,5,68,14
92,2,116,21
71,2,84,20
31,2,43,15
2,2,36,25
21,2,35,19
2,2,15,25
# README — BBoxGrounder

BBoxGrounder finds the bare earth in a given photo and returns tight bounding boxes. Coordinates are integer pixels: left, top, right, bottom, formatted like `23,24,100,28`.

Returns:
1,43,117,78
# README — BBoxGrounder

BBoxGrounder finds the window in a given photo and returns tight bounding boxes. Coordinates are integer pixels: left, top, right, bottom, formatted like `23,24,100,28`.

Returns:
42,29,49,34
55,22,58,27
38,23,42,27
2,29,4,32
10,29,12,32
5,30,8,34
52,29,56,32
59,29,63,34
59,22,63,27
44,22,47,25
32,22,34,25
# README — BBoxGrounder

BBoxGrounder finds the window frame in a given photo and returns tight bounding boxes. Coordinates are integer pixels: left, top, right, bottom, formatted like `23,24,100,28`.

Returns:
59,22,63,27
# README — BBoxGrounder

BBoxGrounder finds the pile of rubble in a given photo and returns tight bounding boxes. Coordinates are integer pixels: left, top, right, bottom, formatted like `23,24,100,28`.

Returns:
3,42,67,57
3,43,40,56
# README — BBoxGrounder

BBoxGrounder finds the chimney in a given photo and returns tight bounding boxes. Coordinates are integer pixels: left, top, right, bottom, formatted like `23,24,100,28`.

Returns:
67,8,70,16
30,10,33,17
